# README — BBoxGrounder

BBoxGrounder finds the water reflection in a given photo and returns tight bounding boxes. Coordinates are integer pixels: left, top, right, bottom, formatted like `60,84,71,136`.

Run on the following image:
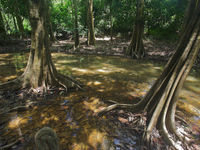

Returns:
0,53,199,149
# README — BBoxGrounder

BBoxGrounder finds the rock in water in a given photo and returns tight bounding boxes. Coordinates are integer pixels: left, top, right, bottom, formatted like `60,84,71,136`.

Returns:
35,127,59,150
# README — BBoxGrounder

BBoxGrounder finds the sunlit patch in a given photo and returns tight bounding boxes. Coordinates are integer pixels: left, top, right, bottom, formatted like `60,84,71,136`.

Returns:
72,68,91,73
177,101,200,116
153,66,161,70
83,97,104,113
9,116,28,129
97,89,104,92
96,69,110,73
2,75,17,82
71,142,88,150
88,129,107,148
57,60,78,64
42,115,59,124
96,37,111,41
94,81,101,85
186,76,199,82
127,92,139,98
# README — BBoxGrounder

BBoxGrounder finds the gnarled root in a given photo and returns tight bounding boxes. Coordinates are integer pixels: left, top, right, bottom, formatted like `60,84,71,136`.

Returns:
96,100,142,116
0,72,83,94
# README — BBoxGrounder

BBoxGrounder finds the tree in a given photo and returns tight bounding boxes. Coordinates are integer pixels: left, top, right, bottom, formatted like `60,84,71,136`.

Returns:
15,11,25,39
127,0,145,59
0,9,6,39
47,0,57,43
109,0,113,42
73,0,79,48
98,0,200,148
0,0,81,92
87,0,95,45
13,0,26,39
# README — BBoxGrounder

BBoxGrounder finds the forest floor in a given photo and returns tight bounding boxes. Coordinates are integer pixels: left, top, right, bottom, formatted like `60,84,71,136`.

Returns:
0,37,200,150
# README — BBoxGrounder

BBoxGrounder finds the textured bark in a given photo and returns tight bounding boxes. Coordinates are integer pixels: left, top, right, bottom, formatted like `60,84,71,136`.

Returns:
73,0,79,48
127,0,145,59
0,10,6,39
87,0,95,45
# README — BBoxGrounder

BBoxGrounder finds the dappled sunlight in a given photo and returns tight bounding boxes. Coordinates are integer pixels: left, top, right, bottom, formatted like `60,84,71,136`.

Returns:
41,115,59,125
0,52,200,149
9,115,28,129
96,37,111,41
72,68,92,73
83,97,105,113
88,129,107,148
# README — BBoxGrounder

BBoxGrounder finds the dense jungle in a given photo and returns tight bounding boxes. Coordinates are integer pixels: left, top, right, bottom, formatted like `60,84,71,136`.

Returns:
0,0,200,149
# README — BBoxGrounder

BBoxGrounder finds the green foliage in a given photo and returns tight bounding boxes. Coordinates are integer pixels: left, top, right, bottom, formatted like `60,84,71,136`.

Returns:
51,0,73,33
0,0,188,41
145,0,188,39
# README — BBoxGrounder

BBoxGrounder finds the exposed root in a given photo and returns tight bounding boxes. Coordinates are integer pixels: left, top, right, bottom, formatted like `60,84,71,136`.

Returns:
0,102,35,115
96,102,141,117
0,77,23,91
0,139,20,150
56,73,83,90
0,73,83,95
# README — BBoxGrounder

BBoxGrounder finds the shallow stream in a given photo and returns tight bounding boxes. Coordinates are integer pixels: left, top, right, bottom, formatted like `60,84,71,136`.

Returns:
0,53,199,149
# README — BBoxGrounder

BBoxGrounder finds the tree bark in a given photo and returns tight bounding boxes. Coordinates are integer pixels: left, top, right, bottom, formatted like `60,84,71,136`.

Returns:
87,0,95,45
73,0,79,48
0,10,6,39
127,0,145,59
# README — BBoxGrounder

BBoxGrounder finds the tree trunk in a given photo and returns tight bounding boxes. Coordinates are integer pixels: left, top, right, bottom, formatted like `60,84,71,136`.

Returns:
142,2,200,145
73,0,80,48
13,16,18,32
15,12,25,39
97,0,200,148
110,0,113,42
46,1,57,43
0,0,81,92
127,0,145,59
87,0,95,45
0,10,6,39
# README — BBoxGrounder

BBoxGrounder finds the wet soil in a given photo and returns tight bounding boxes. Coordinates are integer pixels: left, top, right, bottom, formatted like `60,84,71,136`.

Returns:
0,37,200,150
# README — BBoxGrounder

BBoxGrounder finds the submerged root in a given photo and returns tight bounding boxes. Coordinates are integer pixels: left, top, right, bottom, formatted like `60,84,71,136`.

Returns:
96,102,141,116
0,73,83,95
0,139,20,149
0,77,23,91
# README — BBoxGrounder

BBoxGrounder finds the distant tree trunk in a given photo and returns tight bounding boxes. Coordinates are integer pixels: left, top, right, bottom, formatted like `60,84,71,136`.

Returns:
0,0,81,92
110,0,113,42
87,0,95,45
0,10,6,39
98,0,200,149
127,0,145,59
15,12,25,39
73,0,79,48
47,1,56,43
13,16,18,32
